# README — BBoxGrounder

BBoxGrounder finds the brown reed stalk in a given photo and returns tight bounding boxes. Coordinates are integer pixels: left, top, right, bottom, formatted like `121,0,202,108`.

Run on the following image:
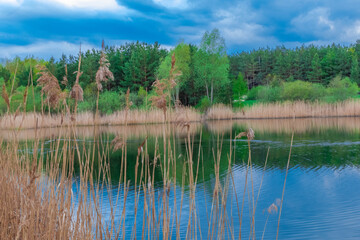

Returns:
236,128,255,239
95,40,114,123
8,60,18,107
62,63,68,86
276,132,294,240
2,84,10,113
150,53,181,122
70,46,84,121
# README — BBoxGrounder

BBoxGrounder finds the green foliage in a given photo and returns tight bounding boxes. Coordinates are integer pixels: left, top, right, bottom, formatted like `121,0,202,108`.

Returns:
232,72,247,100
257,86,282,102
123,42,166,92
247,86,263,100
351,54,360,85
194,28,230,103
247,78,357,103
308,53,322,83
157,43,191,102
98,91,121,115
2,40,360,115
269,75,284,87
282,80,313,101
327,76,359,101
282,80,326,101
196,96,211,112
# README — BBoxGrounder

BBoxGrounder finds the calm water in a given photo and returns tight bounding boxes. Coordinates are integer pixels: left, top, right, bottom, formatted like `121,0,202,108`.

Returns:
6,118,360,239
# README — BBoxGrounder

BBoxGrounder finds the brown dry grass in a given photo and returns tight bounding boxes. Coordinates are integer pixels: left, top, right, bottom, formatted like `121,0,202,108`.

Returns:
0,128,102,239
0,108,296,239
237,100,360,119
205,100,360,120
3,100,358,130
0,107,201,129
1,116,359,141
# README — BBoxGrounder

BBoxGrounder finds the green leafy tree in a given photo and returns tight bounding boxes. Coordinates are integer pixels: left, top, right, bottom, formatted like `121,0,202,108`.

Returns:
194,28,230,103
157,43,191,102
232,72,247,101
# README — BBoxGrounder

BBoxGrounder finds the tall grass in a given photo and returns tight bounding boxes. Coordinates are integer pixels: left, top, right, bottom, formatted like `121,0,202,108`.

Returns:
1,117,359,142
0,114,293,239
2,100,360,130
0,108,201,129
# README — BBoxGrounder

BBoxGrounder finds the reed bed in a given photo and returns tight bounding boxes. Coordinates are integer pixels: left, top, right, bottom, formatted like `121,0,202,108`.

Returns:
237,100,360,119
1,116,359,141
205,100,360,120
205,117,360,135
1,100,360,130
0,116,290,239
0,107,201,130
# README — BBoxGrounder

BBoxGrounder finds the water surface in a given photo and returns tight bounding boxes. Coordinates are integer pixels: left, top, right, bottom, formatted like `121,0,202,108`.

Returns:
5,117,360,239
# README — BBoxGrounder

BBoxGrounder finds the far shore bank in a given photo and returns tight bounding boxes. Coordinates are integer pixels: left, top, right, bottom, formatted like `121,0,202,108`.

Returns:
1,100,360,130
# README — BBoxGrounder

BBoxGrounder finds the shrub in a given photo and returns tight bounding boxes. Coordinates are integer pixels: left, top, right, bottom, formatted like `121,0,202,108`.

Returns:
327,76,359,101
257,86,282,102
98,91,121,114
78,99,95,113
232,72,247,100
196,96,211,112
309,83,326,101
247,86,263,100
282,80,313,101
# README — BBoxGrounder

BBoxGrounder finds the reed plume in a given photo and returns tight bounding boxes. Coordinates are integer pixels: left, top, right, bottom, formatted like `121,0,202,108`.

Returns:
112,135,125,151
150,53,181,121
36,65,66,108
95,40,114,91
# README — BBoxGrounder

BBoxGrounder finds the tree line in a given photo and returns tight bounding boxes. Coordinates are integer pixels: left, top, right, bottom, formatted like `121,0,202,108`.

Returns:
1,29,360,114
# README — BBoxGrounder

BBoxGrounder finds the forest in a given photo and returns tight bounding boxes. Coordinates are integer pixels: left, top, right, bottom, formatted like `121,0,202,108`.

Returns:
1,29,359,115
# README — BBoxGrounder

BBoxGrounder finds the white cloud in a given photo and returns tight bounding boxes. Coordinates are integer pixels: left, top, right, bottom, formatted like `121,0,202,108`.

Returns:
0,0,23,6
37,0,127,12
291,8,335,38
159,44,174,51
342,20,360,42
0,40,175,59
290,7,360,45
210,3,277,47
0,41,96,59
153,0,188,9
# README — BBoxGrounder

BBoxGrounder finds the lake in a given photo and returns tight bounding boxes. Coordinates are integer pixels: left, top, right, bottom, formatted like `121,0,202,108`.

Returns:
4,117,360,239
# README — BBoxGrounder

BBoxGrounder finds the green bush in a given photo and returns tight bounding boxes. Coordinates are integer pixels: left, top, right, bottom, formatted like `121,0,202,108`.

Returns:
232,72,247,100
247,86,263,100
282,80,313,101
196,96,211,112
327,76,359,101
309,83,326,101
78,99,96,113
98,91,121,115
257,86,282,102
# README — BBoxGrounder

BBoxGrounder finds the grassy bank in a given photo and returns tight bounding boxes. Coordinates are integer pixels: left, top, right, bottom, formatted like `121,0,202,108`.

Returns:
1,100,359,130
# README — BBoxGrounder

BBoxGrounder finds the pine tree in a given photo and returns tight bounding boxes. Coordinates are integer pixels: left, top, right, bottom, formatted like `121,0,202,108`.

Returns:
308,53,322,83
351,54,360,85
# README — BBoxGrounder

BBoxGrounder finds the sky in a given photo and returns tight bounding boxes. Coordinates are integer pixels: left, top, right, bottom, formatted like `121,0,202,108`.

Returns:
1,0,360,59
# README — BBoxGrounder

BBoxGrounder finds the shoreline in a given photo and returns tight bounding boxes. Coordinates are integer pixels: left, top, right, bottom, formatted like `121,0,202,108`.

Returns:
1,100,360,130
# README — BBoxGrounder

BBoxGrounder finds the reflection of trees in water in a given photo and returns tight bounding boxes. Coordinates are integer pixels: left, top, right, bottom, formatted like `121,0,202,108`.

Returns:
3,117,360,141
6,118,360,186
